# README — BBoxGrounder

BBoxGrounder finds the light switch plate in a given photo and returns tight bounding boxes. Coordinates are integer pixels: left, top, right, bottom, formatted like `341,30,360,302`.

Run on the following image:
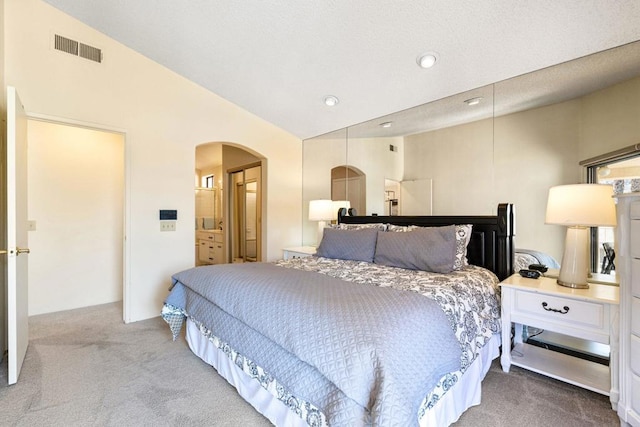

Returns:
160,221,176,231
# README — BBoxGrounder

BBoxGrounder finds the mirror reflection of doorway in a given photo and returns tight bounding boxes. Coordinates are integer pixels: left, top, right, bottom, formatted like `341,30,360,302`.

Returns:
230,165,261,263
331,165,366,215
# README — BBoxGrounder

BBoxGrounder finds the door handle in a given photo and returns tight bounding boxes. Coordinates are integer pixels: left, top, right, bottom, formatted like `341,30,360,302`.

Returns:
0,248,30,255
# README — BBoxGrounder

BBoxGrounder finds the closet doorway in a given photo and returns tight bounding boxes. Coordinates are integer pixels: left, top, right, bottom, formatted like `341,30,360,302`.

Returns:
27,119,125,315
230,165,262,263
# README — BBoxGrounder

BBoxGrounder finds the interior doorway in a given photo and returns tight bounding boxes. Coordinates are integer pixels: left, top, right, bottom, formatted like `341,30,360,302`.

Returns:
331,165,366,215
27,119,125,315
230,165,262,263
195,143,264,264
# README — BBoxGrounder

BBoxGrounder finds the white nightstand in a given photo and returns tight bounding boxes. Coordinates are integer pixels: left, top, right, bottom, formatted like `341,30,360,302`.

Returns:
283,246,316,260
545,268,619,286
500,273,619,408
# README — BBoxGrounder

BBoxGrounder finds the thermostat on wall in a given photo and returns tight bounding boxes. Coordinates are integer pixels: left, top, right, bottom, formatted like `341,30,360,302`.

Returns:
159,209,177,220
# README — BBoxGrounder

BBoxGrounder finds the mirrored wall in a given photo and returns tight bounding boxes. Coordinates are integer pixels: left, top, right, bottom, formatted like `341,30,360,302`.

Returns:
303,40,640,261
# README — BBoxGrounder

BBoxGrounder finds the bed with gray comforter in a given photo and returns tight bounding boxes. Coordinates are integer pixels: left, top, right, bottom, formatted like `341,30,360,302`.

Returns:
166,261,466,426
163,215,512,425
162,256,501,426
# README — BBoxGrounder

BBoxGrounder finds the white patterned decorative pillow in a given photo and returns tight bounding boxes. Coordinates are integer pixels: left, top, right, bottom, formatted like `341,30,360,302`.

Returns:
386,224,414,233
335,223,387,231
386,223,472,270
454,224,472,270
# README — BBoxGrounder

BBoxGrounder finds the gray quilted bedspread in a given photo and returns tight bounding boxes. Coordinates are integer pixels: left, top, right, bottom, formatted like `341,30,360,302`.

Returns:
169,262,462,426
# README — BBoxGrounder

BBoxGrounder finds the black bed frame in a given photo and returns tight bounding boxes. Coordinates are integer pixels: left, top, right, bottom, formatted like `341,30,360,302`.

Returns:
338,203,515,281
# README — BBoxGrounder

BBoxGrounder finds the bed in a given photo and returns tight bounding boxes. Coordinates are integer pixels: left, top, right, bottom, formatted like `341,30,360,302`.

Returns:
162,203,515,426
514,248,560,272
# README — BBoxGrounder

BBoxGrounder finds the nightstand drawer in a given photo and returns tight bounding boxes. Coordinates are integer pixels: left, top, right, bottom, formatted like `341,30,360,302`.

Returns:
514,291,604,329
283,246,316,260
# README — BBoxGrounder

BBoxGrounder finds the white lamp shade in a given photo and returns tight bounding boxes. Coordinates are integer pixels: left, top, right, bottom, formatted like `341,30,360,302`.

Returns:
308,199,334,221
332,200,351,220
545,184,617,227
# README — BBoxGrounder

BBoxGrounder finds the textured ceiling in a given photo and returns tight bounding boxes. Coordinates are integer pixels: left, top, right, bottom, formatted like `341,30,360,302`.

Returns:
43,0,640,139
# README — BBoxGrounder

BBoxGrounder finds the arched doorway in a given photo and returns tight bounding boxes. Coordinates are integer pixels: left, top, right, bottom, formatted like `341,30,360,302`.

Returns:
195,142,265,264
331,165,366,215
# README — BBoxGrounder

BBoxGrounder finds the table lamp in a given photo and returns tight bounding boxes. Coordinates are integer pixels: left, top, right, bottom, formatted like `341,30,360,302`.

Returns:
545,184,617,289
309,199,333,245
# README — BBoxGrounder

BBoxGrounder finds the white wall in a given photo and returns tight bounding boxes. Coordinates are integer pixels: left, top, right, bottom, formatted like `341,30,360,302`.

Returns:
5,0,302,322
404,118,495,215
302,136,348,245
346,136,404,215
493,99,582,260
27,120,124,315
580,76,640,159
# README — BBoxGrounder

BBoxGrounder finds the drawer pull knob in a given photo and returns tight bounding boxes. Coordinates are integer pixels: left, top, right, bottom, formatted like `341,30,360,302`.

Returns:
541,302,569,314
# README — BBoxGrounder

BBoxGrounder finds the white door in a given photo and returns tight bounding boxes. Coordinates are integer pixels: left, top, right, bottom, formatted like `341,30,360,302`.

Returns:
4,86,29,385
400,179,433,215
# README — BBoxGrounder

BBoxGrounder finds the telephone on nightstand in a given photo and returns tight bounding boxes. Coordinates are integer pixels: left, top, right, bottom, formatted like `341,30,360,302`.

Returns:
518,269,541,279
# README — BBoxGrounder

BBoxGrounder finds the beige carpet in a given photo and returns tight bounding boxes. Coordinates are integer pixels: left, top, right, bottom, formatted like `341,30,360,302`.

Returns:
0,302,619,426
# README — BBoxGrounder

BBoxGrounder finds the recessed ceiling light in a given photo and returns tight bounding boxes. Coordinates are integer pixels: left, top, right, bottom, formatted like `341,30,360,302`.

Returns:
324,95,339,106
464,97,483,106
416,52,439,69
379,121,393,128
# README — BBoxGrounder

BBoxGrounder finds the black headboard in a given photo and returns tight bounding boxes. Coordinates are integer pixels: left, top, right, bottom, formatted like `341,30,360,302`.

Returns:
338,203,515,281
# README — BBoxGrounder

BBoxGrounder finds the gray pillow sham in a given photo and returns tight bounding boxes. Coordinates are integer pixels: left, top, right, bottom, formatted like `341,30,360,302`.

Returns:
374,225,457,273
386,223,472,270
316,227,378,262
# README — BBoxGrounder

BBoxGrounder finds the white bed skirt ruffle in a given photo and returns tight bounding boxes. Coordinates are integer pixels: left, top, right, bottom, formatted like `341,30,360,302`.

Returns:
185,318,499,426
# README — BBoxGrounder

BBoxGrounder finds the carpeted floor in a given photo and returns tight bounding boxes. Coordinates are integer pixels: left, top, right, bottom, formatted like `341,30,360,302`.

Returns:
0,302,620,426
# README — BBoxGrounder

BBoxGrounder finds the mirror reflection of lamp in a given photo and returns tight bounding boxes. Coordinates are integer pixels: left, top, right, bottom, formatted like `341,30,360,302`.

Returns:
309,200,334,246
545,184,617,289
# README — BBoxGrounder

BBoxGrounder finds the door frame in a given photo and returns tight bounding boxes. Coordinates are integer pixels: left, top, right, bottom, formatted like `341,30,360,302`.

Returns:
27,112,131,322
228,162,262,263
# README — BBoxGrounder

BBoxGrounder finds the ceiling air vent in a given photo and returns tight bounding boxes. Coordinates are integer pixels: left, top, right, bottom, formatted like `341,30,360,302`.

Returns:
54,34,102,63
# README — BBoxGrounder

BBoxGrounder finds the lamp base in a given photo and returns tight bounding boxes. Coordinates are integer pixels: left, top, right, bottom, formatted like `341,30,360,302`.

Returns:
556,279,589,289
557,226,590,290
316,220,327,246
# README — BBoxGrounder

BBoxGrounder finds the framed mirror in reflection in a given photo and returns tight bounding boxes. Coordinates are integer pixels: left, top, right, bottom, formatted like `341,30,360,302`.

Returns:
302,40,640,271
